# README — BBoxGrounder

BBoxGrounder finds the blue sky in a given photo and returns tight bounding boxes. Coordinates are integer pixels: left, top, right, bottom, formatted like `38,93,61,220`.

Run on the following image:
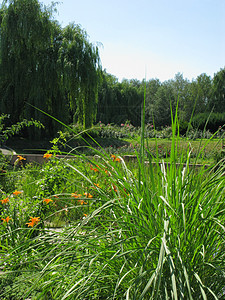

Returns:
4,0,225,82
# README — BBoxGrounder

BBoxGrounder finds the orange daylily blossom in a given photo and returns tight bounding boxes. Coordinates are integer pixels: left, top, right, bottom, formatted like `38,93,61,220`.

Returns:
90,165,99,172
111,154,121,162
104,169,111,176
17,155,26,161
83,214,88,217
84,192,93,198
77,199,87,205
43,153,52,159
43,198,53,204
113,184,118,192
1,197,9,204
13,190,22,196
1,216,11,223
71,193,82,198
123,188,130,196
93,183,101,188
111,154,116,161
26,217,40,227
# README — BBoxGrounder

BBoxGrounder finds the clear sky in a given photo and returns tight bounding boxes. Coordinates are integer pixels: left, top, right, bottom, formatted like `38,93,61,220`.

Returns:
4,0,225,82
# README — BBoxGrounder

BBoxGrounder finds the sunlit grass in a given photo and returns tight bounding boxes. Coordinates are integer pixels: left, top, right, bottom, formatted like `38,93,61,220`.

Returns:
0,110,225,299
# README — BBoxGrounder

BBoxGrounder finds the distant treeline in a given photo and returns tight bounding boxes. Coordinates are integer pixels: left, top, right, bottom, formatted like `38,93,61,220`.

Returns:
0,0,224,140
97,69,225,133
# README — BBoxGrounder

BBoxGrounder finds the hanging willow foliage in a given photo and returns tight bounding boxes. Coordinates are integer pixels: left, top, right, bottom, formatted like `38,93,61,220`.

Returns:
0,0,101,138
58,23,101,129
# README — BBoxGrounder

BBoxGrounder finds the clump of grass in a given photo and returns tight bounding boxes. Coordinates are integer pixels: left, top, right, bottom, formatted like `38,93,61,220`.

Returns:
1,106,225,299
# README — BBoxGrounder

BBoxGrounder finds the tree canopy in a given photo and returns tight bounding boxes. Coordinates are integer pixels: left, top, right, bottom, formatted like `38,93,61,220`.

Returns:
0,0,101,138
97,68,225,132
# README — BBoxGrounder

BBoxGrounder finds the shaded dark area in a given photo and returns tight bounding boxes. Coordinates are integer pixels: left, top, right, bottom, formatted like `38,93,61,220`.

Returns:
6,135,130,154
6,137,52,154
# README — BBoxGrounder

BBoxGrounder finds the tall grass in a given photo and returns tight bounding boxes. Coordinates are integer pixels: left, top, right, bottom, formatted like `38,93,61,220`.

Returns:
1,107,225,299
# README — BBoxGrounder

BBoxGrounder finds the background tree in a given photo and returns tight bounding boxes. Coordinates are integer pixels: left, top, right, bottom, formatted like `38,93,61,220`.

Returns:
183,73,212,123
97,73,143,126
58,23,101,129
152,81,175,128
191,68,225,132
96,71,118,124
170,73,190,124
145,78,161,125
208,67,225,113
0,0,101,138
0,0,66,137
97,70,222,131
120,79,143,126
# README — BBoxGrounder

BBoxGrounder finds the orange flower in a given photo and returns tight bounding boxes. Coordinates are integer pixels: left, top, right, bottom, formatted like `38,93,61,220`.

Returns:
43,198,53,204
26,217,40,227
17,155,26,161
1,197,9,204
113,184,117,192
43,153,52,159
104,169,111,176
1,216,11,223
90,164,100,172
84,192,93,198
111,154,121,162
13,190,22,196
111,154,116,161
123,188,130,196
77,199,87,205
93,183,101,189
71,193,82,198
83,214,88,217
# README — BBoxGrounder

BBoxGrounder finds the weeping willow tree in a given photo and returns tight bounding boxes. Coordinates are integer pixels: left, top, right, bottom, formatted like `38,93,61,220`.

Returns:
0,0,61,137
0,0,101,138
59,23,101,129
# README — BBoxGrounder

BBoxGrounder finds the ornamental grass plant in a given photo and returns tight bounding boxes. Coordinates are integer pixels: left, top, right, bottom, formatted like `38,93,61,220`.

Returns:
0,106,225,299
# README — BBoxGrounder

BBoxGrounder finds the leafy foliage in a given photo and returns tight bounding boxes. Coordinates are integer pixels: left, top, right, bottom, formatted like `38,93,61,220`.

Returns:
97,72,143,127
0,113,44,145
97,69,224,132
192,112,225,132
0,0,101,136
